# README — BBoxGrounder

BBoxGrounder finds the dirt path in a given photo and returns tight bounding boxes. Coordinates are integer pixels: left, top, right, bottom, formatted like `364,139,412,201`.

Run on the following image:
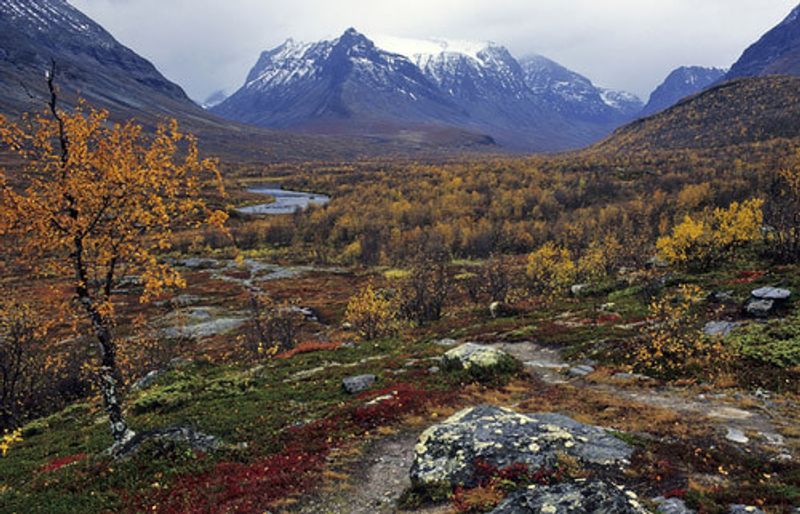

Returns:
295,431,450,514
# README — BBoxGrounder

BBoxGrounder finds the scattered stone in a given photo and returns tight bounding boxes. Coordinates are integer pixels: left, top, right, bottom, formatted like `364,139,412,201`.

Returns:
729,506,766,514
703,321,739,338
600,302,617,312
442,343,516,372
410,405,633,490
341,321,354,330
130,369,165,392
428,366,440,374
433,338,459,347
654,496,696,514
708,290,735,303
725,427,750,444
746,287,791,317
569,365,595,377
342,374,377,394
490,481,648,513
745,299,775,318
571,283,591,297
751,287,791,301
282,305,318,322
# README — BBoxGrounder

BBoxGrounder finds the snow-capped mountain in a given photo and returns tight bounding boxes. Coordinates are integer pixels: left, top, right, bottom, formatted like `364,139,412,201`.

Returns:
726,3,800,80
0,0,198,119
213,29,467,135
520,55,642,123
641,66,727,116
214,29,643,151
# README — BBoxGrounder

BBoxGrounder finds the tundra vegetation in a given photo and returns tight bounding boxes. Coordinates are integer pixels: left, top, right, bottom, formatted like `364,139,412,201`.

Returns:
0,94,798,513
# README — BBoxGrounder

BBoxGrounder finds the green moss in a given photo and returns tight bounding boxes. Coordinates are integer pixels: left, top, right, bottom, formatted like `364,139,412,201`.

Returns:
730,314,800,368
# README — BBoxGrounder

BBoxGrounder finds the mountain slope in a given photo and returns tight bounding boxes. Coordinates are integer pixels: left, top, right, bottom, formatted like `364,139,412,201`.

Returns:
593,76,800,153
520,55,642,123
215,30,642,152
0,0,203,121
726,4,800,79
641,66,727,116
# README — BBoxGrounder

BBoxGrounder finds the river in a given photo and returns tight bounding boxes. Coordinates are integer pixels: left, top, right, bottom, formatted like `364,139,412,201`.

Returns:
236,186,330,215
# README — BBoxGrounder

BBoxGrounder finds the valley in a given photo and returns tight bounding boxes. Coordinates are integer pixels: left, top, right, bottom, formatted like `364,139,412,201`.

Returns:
0,1,800,514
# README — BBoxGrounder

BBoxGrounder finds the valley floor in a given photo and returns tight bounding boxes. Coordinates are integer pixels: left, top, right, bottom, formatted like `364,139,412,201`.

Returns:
1,252,798,513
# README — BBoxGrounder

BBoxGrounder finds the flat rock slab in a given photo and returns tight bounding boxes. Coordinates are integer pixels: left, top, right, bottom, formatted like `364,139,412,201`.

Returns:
489,480,648,514
703,321,739,338
343,374,376,394
751,287,791,301
725,427,750,444
410,405,633,489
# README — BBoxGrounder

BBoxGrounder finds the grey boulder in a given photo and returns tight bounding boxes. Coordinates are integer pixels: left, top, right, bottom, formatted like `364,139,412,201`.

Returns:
342,374,376,394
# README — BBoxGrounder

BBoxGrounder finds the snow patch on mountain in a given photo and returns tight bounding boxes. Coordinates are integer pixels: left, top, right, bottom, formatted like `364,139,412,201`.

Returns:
371,35,493,62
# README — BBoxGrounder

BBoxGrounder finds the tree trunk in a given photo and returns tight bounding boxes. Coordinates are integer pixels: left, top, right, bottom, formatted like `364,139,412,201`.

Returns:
86,304,135,447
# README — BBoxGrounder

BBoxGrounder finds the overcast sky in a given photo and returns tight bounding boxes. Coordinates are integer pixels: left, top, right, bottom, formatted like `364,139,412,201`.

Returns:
70,0,799,102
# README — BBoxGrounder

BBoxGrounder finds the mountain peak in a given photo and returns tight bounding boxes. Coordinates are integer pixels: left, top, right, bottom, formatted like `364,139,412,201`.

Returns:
641,65,726,116
337,27,372,46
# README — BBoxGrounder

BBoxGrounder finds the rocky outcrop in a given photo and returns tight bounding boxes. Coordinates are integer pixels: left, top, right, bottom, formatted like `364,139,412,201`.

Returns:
111,426,220,460
489,480,648,514
410,405,633,490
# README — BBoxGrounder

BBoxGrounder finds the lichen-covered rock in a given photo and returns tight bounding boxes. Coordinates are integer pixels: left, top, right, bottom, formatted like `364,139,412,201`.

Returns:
489,480,648,513
442,343,517,373
410,405,633,490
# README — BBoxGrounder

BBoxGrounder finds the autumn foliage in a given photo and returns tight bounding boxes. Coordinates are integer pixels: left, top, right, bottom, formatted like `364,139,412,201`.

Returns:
0,93,227,445
344,282,398,340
